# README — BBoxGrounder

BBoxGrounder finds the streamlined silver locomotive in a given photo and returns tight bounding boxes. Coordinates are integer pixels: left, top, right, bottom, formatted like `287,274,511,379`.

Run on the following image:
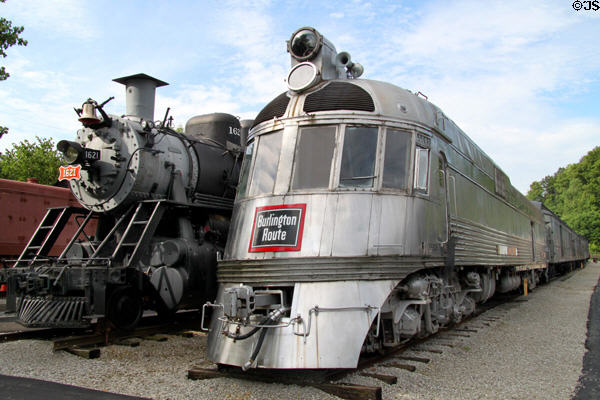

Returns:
206,27,589,370
4,74,244,330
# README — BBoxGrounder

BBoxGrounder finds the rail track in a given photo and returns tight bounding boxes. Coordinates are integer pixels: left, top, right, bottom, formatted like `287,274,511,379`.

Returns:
186,292,528,400
0,309,204,357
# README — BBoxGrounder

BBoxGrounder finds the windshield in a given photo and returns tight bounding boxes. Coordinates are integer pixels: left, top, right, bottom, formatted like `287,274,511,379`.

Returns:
292,126,336,190
339,126,378,188
239,125,413,198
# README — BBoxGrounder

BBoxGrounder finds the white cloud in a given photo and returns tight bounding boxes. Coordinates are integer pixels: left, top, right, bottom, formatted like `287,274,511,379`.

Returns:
354,0,600,193
189,3,289,110
156,84,241,128
1,0,98,39
397,1,571,58
0,53,118,151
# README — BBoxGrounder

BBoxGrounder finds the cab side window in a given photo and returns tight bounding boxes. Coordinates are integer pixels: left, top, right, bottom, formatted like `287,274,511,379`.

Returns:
249,130,283,196
382,129,411,190
414,147,430,192
236,140,254,198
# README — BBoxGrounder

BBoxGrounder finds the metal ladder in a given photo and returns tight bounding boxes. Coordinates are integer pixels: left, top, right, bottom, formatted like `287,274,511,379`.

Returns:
88,200,165,268
13,207,74,267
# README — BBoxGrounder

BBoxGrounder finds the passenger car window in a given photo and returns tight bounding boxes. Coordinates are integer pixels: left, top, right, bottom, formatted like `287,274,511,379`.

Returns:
339,126,378,188
382,129,411,189
249,130,283,196
414,147,429,191
292,126,336,190
236,140,254,198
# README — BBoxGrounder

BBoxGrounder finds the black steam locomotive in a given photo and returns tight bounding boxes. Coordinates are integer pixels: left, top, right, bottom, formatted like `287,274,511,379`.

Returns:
3,74,246,330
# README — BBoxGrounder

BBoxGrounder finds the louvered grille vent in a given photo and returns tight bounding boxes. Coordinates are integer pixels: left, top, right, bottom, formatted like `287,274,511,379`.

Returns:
252,92,290,128
17,296,89,328
303,82,375,113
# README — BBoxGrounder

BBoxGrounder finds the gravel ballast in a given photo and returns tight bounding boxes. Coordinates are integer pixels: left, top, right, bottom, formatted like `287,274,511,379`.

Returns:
0,263,598,399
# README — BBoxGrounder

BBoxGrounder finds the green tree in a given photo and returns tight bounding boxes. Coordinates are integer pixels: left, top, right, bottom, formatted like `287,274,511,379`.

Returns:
1,0,28,138
527,147,600,254
0,137,64,185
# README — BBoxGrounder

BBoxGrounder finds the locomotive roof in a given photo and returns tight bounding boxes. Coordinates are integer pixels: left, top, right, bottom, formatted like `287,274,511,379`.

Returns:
256,78,502,181
355,78,540,218
253,78,540,219
351,79,499,178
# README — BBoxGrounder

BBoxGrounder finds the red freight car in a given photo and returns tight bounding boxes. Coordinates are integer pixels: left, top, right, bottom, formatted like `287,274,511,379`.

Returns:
0,178,94,261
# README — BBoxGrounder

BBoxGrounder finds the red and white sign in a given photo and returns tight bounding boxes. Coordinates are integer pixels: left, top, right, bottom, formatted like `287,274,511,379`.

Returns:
248,204,306,253
497,245,519,256
58,165,82,181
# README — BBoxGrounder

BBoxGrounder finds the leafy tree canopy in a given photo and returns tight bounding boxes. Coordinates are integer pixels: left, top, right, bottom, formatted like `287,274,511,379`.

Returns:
0,137,65,185
0,0,27,81
527,147,600,254
1,0,28,138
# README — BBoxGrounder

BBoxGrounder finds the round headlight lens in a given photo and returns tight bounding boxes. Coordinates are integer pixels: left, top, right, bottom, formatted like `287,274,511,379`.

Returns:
64,146,79,164
290,28,320,60
57,140,83,164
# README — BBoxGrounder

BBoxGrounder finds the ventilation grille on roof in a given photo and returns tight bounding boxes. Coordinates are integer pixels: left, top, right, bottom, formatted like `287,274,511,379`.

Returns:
252,92,290,128
303,82,375,113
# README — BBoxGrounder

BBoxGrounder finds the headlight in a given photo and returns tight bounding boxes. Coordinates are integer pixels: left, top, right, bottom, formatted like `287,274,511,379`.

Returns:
64,146,80,164
57,140,83,164
57,140,100,168
289,27,321,61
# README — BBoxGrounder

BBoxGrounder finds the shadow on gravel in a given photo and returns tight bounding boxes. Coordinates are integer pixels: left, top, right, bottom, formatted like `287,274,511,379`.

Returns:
0,374,150,400
573,276,600,400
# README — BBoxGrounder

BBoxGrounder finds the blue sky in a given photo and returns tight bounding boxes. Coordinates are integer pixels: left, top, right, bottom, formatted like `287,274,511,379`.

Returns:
0,0,598,193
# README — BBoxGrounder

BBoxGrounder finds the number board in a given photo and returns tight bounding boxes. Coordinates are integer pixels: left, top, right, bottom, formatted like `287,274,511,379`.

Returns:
84,149,100,161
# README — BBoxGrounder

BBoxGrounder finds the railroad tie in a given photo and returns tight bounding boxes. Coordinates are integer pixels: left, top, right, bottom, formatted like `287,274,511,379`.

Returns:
412,348,443,354
397,355,430,363
443,332,470,337
382,362,417,372
64,346,100,359
454,328,478,333
360,372,398,385
188,367,223,380
316,383,382,400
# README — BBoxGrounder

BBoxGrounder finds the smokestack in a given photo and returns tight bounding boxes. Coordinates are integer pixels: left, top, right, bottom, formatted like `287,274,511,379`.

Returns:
113,73,168,121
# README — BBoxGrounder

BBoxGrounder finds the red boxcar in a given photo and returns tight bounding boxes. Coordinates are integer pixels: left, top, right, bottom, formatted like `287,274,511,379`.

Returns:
0,178,95,260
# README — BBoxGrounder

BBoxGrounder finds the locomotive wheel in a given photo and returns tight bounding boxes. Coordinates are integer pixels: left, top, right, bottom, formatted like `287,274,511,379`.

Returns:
107,286,143,331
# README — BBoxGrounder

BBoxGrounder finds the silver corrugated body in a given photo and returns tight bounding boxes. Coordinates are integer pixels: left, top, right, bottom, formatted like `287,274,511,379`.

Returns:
218,255,442,283
452,218,533,265
225,193,445,263
208,75,588,369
